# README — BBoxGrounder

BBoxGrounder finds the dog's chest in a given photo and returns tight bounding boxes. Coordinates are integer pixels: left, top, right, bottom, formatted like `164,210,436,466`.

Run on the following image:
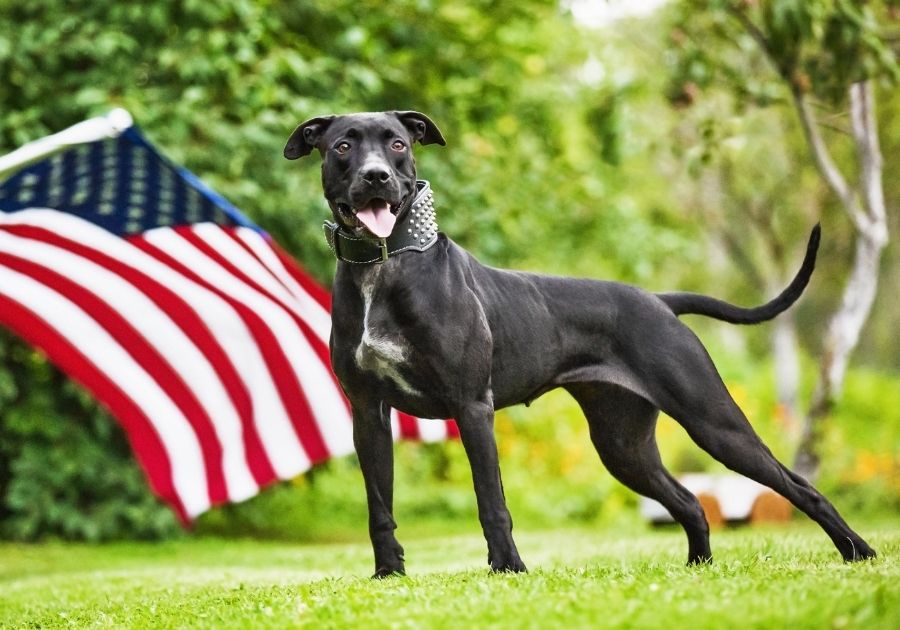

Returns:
352,273,421,396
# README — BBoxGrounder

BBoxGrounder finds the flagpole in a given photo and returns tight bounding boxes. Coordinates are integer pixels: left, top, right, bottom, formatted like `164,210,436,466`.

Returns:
0,109,133,181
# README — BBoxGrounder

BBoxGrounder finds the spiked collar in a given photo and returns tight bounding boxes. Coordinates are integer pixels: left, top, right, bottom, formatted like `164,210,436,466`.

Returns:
324,180,439,264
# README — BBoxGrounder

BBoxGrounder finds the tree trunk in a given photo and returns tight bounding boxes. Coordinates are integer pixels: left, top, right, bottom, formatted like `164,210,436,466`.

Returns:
794,229,886,479
771,311,800,434
793,81,889,481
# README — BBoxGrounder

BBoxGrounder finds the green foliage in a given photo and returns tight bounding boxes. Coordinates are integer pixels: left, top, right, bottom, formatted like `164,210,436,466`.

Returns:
816,368,900,514
0,331,179,541
1,0,897,542
668,1,899,106
197,457,372,542
2,527,899,628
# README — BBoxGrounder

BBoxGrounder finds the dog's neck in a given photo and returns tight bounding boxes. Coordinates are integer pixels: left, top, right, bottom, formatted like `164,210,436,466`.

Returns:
324,180,439,264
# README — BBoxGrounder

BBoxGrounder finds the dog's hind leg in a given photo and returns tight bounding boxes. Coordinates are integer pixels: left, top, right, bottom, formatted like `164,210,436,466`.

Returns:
456,399,527,573
643,324,876,562
675,398,875,561
568,383,712,565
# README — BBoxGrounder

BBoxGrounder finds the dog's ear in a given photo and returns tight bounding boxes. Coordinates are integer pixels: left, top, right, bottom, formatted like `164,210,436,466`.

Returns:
393,111,446,146
284,115,335,159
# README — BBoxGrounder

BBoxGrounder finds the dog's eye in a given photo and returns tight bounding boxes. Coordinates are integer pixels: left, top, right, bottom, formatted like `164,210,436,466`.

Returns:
390,140,406,152
335,142,351,155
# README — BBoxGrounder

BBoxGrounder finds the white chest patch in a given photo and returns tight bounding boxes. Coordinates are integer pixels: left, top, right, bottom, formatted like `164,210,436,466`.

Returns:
355,274,421,396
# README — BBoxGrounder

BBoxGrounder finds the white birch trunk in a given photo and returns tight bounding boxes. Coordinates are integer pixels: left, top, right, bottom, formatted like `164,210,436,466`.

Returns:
771,312,800,433
793,81,889,481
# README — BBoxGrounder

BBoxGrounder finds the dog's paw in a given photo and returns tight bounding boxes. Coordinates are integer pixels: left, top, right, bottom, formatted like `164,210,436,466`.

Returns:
490,556,527,573
842,538,877,562
687,553,713,566
371,565,406,579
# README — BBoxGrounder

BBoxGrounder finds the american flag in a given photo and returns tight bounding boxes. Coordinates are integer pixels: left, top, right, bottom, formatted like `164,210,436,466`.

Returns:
0,110,458,523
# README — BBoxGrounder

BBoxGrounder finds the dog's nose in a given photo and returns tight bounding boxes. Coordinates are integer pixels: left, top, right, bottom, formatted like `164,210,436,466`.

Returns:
361,164,393,184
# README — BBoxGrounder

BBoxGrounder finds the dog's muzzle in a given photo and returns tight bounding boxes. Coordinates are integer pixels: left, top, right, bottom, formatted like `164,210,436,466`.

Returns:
324,180,438,264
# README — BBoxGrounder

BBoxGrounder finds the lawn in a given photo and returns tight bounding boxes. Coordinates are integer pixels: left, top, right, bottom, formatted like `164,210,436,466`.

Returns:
1,522,898,629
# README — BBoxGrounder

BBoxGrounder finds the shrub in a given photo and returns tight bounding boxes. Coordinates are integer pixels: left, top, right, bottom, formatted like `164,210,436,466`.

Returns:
0,331,179,541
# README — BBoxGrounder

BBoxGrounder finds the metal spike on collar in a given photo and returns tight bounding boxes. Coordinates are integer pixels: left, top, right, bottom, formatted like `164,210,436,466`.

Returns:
412,184,438,242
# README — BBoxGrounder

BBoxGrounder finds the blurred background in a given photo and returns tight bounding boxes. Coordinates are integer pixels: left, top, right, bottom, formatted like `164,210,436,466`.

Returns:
0,0,897,542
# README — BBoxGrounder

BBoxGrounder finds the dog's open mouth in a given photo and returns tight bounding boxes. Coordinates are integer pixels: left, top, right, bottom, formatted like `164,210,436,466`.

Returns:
338,198,400,238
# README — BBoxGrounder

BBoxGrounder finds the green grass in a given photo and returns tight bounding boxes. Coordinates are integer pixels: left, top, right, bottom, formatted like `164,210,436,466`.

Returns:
1,522,898,629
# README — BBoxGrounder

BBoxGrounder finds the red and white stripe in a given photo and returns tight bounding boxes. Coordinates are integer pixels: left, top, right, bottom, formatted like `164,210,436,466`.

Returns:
0,208,458,522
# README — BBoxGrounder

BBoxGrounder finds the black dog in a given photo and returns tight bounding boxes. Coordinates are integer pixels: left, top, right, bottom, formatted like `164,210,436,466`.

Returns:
283,111,875,576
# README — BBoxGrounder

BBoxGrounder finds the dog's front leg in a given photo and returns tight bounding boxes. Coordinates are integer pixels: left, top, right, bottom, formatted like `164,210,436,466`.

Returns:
353,401,405,578
457,400,527,573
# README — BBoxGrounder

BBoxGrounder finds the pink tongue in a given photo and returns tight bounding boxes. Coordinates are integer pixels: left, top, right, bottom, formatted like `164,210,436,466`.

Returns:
355,200,396,238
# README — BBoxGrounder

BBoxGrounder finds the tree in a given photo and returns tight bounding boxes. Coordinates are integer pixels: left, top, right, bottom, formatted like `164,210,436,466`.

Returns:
667,0,899,479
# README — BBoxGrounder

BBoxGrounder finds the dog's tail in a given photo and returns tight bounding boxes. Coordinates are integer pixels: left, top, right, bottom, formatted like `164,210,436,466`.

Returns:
657,224,820,325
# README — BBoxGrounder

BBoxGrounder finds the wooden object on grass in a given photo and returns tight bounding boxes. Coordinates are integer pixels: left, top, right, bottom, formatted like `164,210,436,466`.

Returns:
749,491,793,523
640,474,793,526
696,492,725,528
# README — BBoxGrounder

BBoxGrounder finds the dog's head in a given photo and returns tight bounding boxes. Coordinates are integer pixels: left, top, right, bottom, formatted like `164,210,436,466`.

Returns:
284,111,444,241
